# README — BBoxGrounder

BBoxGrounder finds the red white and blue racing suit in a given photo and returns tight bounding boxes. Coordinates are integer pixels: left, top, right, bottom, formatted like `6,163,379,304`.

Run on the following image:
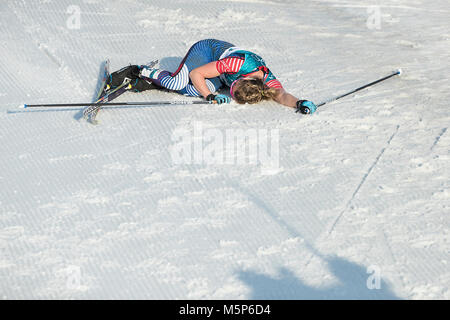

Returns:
143,39,283,97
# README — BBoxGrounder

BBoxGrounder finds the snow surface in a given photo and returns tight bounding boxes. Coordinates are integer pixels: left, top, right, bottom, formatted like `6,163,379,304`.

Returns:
0,0,449,299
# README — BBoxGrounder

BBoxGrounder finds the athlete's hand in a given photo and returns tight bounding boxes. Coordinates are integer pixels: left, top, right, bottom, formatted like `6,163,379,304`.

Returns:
295,100,317,114
206,94,231,105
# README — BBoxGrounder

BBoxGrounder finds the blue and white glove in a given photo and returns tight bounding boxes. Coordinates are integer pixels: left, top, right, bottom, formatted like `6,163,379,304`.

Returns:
295,100,317,114
206,94,231,105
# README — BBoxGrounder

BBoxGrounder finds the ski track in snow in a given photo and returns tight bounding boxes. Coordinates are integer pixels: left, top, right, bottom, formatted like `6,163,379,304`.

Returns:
0,0,449,299
327,124,400,236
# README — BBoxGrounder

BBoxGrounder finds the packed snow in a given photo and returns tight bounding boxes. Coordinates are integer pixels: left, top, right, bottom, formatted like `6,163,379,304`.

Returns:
0,0,449,299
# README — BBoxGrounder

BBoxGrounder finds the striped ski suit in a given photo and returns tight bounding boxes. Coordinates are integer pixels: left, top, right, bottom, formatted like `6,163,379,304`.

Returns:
142,39,282,97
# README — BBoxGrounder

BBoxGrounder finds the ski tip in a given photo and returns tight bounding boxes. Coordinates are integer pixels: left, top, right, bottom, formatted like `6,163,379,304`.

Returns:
22,104,27,109
396,68,402,76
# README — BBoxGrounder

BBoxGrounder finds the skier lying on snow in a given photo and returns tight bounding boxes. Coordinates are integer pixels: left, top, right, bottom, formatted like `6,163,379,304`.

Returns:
106,39,317,114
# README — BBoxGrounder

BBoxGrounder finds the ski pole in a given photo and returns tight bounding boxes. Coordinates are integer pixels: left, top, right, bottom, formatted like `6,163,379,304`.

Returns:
299,69,402,114
22,100,214,108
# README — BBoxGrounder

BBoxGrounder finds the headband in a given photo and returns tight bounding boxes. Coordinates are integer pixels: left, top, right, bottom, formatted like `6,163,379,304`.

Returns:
229,79,239,99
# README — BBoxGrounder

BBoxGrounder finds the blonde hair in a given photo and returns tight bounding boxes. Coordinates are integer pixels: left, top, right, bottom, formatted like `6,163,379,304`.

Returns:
232,78,278,104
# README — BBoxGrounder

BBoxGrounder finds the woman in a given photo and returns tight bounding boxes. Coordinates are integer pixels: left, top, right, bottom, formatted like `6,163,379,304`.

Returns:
107,39,317,114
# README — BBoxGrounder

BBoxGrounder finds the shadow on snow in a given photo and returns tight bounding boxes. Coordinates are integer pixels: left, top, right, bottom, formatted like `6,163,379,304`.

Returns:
237,255,400,300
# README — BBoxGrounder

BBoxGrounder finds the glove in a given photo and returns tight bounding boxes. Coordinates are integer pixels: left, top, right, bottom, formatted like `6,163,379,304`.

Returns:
206,94,231,105
295,100,317,114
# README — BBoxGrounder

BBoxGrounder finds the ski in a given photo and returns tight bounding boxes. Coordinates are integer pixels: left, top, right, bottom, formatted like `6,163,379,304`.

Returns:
96,59,110,101
82,59,111,123
83,79,131,124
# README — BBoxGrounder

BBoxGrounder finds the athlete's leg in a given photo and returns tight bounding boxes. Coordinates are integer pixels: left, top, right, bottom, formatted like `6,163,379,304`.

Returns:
140,39,234,94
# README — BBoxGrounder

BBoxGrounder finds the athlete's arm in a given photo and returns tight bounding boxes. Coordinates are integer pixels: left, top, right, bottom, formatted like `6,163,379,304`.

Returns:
189,61,221,98
273,88,299,108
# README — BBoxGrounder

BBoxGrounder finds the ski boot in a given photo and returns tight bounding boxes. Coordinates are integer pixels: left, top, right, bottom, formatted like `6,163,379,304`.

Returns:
106,65,158,94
